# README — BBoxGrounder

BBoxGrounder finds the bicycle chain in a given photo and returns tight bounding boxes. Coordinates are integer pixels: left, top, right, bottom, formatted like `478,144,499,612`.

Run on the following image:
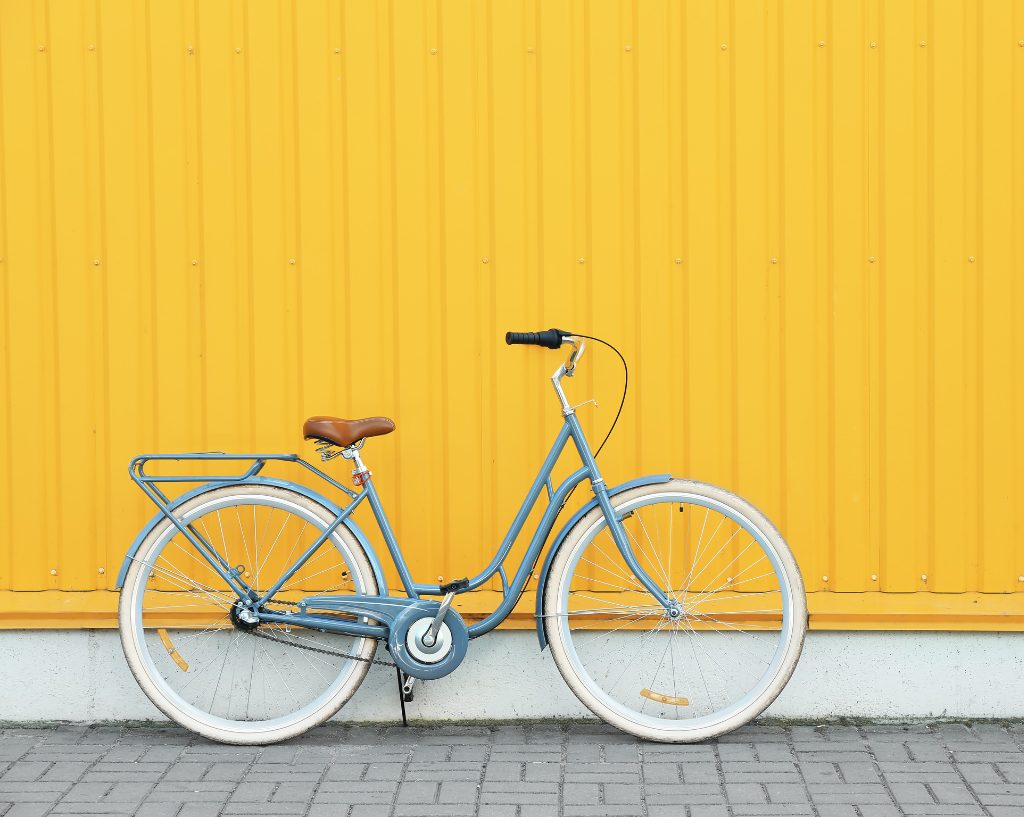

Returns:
248,601,395,668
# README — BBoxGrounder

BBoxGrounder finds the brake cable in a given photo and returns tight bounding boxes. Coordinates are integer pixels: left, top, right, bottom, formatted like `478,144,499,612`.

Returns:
567,333,628,461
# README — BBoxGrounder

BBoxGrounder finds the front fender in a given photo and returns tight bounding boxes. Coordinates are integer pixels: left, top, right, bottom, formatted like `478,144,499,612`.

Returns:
535,473,672,649
115,477,388,596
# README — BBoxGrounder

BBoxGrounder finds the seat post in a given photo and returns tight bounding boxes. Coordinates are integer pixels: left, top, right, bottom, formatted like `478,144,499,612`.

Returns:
342,442,371,486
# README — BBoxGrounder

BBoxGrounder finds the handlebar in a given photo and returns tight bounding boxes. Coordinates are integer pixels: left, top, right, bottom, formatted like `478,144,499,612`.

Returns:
506,328,587,413
504,328,571,349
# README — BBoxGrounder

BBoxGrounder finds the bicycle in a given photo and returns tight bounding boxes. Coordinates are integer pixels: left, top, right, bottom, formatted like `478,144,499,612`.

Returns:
118,329,806,744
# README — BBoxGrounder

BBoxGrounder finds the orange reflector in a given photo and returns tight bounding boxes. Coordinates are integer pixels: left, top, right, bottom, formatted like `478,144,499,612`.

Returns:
640,688,689,706
157,628,189,672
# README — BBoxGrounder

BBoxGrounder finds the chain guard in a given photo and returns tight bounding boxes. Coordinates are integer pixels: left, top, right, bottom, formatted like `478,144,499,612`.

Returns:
387,603,469,680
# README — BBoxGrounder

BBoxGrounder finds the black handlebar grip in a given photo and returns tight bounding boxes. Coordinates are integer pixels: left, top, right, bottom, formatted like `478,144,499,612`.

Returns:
505,328,569,349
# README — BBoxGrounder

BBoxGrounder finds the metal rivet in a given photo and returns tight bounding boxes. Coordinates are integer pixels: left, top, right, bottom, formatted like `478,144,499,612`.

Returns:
818,41,825,48
38,45,47,52
334,48,341,54
430,48,438,55
191,259,199,266
98,567,105,574
822,575,829,582
187,45,194,55
720,43,728,50
871,574,878,581
868,256,877,263
919,41,926,47
437,575,444,582
674,258,683,265
1019,40,1024,48
88,44,95,51
1018,576,1024,582
625,45,632,52
526,47,534,53
235,47,242,54
289,258,296,265
577,257,585,264
968,256,976,263
770,257,778,264
921,574,928,581
92,259,101,267
481,257,489,264
50,569,57,576
870,41,877,49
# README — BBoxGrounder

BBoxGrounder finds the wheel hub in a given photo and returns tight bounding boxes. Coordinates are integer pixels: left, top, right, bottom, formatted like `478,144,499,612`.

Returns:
230,601,260,632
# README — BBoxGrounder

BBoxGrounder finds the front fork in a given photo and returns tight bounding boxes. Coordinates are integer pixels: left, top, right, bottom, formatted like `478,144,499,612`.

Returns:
593,483,679,617
563,412,679,617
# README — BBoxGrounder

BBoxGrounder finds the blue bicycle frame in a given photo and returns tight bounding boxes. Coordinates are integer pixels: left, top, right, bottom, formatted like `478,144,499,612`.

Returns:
123,344,676,647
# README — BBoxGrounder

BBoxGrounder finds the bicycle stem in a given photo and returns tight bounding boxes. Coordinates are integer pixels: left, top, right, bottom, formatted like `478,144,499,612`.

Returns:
550,338,583,413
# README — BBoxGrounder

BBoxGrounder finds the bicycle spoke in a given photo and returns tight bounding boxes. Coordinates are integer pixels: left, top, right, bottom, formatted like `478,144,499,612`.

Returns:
255,511,291,583
684,545,762,605
578,555,644,591
634,510,672,591
234,507,255,576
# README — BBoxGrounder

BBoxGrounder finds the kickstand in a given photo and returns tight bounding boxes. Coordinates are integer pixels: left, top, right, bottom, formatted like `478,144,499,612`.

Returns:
396,667,408,727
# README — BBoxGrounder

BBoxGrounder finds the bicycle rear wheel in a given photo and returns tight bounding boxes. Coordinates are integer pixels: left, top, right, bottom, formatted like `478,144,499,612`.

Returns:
118,484,377,744
543,479,806,742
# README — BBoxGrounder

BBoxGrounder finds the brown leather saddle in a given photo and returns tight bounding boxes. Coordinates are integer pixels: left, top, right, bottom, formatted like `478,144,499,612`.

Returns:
303,416,395,448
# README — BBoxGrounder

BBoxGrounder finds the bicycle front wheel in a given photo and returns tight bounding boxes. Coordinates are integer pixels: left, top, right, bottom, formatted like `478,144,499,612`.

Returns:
118,484,378,744
543,479,806,742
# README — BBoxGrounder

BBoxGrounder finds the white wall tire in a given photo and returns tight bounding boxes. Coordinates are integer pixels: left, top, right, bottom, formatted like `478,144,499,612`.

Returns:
543,479,806,743
118,484,378,745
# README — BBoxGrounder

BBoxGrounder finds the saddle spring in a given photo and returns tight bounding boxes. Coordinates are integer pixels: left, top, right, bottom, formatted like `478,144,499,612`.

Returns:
314,440,345,462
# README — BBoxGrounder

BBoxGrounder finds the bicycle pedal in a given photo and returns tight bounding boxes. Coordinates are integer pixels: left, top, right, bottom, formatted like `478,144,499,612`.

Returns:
439,577,470,594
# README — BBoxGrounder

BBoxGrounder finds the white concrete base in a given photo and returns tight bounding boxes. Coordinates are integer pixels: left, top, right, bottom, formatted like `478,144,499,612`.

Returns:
1,629,1022,722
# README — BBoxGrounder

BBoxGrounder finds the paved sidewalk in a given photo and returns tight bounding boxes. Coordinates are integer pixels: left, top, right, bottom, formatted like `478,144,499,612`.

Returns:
1,722,1022,817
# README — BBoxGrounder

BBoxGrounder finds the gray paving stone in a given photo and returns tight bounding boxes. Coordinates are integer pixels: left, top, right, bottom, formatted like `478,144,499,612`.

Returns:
726,782,770,803
311,780,397,805
807,783,893,804
887,781,935,804
765,782,811,803
996,762,1024,783
3,722,1024,815
437,780,480,803
344,807,391,817
394,780,438,803
393,805,476,817
675,807,729,817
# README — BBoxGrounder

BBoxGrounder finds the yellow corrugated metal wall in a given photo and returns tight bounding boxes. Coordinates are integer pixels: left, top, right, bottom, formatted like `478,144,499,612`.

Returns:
1,0,1022,628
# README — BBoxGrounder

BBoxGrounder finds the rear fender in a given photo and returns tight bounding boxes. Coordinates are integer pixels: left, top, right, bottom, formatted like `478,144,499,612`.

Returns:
115,477,388,595
535,473,672,649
